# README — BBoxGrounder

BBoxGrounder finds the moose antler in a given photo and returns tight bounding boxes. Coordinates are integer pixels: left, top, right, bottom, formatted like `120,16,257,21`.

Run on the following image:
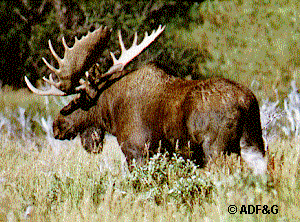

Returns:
78,24,166,89
25,24,165,115
25,26,111,95
70,25,165,92
103,24,165,78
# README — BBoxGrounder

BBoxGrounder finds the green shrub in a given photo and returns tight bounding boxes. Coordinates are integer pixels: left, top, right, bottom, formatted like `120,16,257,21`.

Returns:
124,152,214,210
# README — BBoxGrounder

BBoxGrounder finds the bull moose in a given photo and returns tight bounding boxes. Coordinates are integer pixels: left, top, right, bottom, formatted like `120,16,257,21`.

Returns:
25,25,267,174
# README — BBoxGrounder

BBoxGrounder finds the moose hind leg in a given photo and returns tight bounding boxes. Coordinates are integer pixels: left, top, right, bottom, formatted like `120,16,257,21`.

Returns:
241,148,267,175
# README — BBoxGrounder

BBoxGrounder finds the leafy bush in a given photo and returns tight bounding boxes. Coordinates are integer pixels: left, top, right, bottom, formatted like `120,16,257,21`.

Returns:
124,152,214,210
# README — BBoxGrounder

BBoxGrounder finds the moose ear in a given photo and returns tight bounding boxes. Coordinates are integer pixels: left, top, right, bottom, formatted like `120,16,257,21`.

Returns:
59,86,99,116
60,98,81,116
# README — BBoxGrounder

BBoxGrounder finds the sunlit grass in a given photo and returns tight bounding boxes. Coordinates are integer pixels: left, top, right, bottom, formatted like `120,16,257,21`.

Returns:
0,79,299,220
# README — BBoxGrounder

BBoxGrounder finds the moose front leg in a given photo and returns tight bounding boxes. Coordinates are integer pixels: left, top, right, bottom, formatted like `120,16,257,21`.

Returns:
117,126,154,169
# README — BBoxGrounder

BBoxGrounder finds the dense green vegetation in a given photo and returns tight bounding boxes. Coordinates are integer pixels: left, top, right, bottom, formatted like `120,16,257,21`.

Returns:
0,0,198,88
191,0,300,99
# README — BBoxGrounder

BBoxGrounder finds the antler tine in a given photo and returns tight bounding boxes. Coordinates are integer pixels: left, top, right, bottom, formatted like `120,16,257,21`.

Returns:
133,32,138,46
118,30,126,53
42,57,59,73
48,39,62,66
24,76,66,96
62,36,70,51
109,25,165,72
26,26,111,96
43,74,60,88
42,39,62,74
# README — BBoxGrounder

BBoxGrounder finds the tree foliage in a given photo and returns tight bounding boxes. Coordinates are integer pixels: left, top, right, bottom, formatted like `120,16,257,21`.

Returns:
0,0,201,89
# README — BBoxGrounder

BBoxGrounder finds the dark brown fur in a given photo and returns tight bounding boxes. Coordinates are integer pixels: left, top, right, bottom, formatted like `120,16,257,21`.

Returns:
53,63,267,174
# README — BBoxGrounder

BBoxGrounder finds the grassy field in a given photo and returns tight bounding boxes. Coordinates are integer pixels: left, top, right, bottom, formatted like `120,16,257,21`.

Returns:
0,130,299,221
2,0,300,221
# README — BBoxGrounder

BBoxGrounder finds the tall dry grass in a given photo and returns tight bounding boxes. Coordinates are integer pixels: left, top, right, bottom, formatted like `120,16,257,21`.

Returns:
0,132,299,221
